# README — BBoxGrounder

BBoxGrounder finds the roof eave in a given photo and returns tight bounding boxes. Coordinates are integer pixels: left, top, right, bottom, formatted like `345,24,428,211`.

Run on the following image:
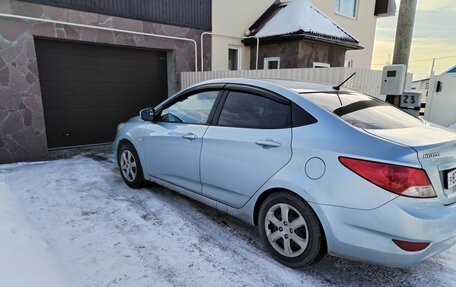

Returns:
242,34,363,50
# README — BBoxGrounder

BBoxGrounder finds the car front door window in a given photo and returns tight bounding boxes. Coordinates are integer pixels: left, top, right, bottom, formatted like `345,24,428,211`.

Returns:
160,91,219,124
143,89,220,194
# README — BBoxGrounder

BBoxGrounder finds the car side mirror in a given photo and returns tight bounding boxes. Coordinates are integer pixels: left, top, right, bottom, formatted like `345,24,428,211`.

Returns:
140,107,155,121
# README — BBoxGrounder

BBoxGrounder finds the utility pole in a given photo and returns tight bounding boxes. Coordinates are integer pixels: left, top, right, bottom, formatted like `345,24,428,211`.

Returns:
389,0,418,106
429,58,436,76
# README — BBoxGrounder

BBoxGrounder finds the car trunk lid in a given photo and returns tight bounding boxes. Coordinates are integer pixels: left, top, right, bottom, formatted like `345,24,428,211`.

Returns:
366,124,456,205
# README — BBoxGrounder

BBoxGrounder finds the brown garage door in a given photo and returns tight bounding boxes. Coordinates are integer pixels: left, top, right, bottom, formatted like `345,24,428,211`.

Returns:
35,38,168,149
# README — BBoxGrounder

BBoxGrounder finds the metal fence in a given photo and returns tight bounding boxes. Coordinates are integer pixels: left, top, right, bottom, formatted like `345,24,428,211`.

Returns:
181,67,413,99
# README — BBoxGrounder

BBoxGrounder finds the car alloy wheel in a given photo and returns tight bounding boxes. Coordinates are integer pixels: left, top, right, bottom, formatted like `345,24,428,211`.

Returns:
258,192,325,269
118,143,144,188
120,150,137,182
264,203,309,257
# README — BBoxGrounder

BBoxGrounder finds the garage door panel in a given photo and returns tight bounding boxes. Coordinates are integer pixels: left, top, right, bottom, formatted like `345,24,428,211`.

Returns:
41,82,164,96
47,120,119,136
39,66,166,84
45,116,131,146
35,38,168,149
45,108,138,124
42,92,160,110
43,99,154,111
46,133,114,148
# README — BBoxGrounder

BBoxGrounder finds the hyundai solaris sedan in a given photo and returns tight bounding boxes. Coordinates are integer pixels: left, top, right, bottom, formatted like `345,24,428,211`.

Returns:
113,78,456,268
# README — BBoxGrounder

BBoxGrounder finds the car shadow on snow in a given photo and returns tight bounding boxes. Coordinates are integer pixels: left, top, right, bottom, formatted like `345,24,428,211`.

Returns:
165,187,453,285
102,156,453,287
308,254,453,286
137,185,452,287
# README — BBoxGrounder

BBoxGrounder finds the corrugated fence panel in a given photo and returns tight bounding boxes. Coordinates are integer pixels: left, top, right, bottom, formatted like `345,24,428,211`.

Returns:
18,0,212,30
181,68,413,99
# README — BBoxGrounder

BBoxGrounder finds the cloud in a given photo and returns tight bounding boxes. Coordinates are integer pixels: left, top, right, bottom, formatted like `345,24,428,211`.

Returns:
372,36,456,78
417,0,456,12
395,0,456,12
373,1,456,78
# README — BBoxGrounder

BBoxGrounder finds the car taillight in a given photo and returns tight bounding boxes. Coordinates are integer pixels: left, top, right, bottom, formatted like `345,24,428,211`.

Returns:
339,157,436,198
392,239,430,252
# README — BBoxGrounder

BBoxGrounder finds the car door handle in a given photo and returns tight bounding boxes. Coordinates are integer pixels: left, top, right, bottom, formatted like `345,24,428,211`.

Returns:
182,133,198,140
255,139,281,148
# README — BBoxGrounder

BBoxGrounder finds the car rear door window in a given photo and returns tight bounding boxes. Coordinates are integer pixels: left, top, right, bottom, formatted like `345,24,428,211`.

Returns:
218,91,291,129
302,92,424,129
159,91,219,124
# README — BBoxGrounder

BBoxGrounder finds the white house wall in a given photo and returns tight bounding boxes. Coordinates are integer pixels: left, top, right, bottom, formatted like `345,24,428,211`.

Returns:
311,0,378,69
211,0,275,71
211,0,379,71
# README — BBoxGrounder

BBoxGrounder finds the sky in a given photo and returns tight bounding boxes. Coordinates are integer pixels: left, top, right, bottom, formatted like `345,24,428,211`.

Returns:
372,0,456,80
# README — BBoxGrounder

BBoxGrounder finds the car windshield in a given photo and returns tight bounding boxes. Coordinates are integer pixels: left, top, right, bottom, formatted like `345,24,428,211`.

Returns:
301,92,424,129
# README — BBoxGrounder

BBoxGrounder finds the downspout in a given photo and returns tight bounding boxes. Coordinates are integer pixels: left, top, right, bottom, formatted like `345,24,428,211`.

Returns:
0,13,199,71
200,32,259,71
252,36,260,71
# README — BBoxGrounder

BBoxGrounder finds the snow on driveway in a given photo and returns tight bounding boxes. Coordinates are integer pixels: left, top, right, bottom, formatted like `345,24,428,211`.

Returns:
0,182,68,287
0,154,455,287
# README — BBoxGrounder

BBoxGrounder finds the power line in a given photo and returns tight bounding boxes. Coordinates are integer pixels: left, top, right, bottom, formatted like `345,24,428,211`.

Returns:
371,55,456,66
409,55,456,63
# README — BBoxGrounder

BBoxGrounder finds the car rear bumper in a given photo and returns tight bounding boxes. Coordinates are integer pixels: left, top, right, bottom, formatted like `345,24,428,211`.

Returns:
311,197,456,267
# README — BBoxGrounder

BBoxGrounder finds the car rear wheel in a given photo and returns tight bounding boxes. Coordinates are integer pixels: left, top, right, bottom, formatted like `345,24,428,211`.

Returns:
258,191,325,268
118,142,144,188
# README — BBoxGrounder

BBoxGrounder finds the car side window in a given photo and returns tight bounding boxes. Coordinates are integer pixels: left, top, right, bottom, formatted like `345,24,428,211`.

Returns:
159,91,219,124
218,91,291,129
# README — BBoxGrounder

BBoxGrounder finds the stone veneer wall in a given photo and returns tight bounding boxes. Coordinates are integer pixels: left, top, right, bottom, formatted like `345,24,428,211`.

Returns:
0,0,210,163
250,39,347,69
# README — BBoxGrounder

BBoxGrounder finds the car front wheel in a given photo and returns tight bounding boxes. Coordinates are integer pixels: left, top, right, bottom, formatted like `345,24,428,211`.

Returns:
258,192,325,269
118,142,144,188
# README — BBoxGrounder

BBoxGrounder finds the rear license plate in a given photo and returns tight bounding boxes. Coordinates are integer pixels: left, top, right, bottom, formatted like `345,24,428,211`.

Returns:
446,168,456,189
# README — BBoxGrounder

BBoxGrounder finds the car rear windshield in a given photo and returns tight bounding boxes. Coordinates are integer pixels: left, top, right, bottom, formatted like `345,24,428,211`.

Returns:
301,92,424,129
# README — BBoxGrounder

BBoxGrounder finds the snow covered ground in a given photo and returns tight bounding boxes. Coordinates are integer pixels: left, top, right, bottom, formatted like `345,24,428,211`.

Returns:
0,182,68,287
0,154,455,287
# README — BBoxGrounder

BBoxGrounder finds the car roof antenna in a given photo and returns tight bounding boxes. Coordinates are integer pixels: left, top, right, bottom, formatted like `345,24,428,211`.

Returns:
333,72,356,91
333,72,356,106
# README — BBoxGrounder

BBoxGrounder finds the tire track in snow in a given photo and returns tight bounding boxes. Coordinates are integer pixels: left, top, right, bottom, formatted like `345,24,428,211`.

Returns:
0,154,455,287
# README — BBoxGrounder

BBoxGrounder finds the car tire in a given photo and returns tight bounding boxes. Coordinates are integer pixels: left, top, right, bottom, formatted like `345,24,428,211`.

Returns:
118,142,145,188
258,191,326,269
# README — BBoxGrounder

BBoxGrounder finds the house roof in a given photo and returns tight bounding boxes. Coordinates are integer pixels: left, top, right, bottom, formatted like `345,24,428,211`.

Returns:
245,0,362,50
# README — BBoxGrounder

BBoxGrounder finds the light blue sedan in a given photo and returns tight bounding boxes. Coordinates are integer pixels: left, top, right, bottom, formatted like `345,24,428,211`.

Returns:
113,78,456,268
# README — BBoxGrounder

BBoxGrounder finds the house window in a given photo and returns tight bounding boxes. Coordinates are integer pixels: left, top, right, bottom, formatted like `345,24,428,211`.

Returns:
264,57,280,70
313,62,330,68
336,0,358,18
228,46,241,70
